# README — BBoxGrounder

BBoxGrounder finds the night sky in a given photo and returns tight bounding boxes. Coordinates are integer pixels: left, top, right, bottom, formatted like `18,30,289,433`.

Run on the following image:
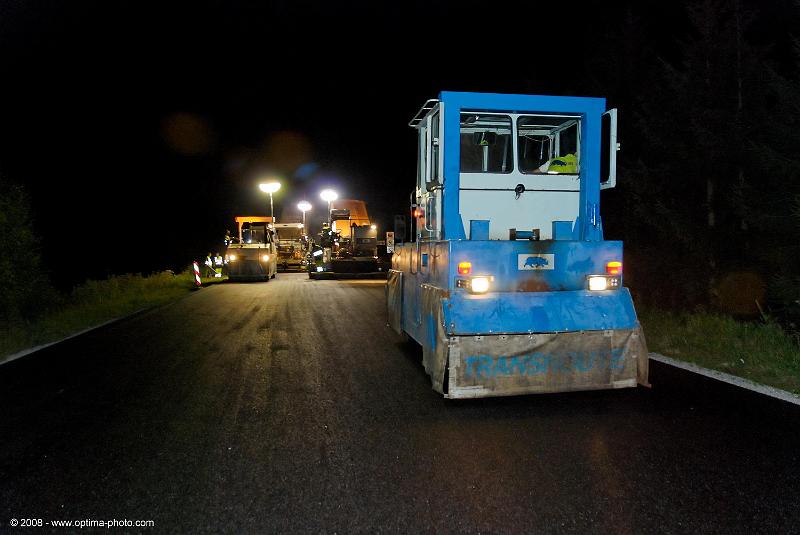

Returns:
0,1,788,288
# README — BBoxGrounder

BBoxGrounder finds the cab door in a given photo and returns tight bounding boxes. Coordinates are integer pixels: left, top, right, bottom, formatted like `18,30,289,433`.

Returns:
600,108,618,190
419,105,443,243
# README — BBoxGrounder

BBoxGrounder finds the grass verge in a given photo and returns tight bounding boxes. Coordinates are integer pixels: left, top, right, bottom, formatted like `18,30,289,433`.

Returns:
640,309,800,395
0,271,223,362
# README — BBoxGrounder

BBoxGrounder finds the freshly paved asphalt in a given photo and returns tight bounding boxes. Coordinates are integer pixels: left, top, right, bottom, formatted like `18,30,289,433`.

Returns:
1,273,799,533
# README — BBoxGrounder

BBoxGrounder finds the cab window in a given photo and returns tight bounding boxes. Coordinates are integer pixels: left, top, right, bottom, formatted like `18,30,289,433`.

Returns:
518,115,580,174
460,114,513,173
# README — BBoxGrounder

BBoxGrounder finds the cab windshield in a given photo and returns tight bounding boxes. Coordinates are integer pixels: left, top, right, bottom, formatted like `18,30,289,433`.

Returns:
459,114,513,173
241,223,268,244
457,113,581,175
276,227,303,240
517,115,580,174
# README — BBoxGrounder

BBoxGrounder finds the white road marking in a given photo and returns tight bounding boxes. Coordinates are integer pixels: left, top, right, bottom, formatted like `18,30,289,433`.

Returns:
650,352,800,406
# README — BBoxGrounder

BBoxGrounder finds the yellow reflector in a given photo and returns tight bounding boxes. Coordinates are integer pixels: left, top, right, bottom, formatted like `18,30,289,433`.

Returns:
606,261,622,275
458,262,472,275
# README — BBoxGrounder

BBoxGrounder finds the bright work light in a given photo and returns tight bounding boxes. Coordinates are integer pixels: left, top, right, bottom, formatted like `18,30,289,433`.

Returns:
262,254,270,262
259,180,282,223
297,200,312,234
259,182,281,194
320,189,339,225
320,189,338,202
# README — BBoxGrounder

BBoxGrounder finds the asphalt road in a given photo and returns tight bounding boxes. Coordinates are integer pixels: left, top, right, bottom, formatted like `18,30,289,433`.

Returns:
1,273,799,533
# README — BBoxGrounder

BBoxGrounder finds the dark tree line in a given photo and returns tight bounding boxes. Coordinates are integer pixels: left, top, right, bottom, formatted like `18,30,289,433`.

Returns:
0,179,56,326
578,0,800,318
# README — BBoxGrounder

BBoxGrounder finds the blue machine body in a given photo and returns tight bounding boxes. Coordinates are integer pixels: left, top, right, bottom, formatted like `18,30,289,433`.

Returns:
387,91,648,398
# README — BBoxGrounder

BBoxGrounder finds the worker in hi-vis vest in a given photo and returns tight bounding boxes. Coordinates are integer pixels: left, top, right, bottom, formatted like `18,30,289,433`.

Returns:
204,253,214,277
539,152,578,174
214,252,224,277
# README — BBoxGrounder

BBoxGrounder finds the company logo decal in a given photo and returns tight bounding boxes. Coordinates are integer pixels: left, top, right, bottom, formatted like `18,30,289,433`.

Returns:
518,253,555,270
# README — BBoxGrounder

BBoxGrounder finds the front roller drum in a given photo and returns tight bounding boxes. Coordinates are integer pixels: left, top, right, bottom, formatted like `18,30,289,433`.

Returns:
437,328,648,399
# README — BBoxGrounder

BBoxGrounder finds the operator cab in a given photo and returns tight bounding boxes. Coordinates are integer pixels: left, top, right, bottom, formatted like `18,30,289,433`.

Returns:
412,97,617,241
351,225,378,257
241,222,270,244
274,223,304,242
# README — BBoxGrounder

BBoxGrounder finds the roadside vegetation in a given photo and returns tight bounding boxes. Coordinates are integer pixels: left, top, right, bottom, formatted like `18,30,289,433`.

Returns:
0,178,223,361
640,309,800,395
0,271,202,361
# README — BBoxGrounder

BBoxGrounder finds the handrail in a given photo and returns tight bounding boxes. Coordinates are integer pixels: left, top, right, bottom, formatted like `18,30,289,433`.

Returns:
408,99,440,127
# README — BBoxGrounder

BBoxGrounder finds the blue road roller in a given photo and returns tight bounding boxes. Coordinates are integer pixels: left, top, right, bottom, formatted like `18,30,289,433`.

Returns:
386,92,649,398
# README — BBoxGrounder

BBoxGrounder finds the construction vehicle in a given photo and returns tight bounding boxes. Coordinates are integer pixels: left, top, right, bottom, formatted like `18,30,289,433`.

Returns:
225,216,277,281
307,199,385,279
273,222,308,272
386,91,648,398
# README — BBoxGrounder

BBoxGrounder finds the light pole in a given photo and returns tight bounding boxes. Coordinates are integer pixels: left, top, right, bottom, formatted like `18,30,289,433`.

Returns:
297,201,312,235
259,181,281,224
320,189,338,225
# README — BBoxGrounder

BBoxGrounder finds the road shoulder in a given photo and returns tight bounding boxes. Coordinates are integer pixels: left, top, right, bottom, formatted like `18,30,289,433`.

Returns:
650,352,800,406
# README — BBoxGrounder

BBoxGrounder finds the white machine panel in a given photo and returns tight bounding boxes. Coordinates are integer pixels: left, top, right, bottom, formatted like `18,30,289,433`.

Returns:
459,189,579,240
460,171,580,192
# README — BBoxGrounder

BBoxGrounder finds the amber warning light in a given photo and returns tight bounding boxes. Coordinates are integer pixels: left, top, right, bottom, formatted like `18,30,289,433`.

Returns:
458,262,472,275
606,261,622,275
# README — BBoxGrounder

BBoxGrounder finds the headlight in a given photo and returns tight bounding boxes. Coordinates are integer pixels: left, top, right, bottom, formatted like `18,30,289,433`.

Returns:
588,275,620,291
470,277,490,293
316,266,324,272
588,276,608,291
227,254,237,262
456,276,492,294
262,254,270,262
